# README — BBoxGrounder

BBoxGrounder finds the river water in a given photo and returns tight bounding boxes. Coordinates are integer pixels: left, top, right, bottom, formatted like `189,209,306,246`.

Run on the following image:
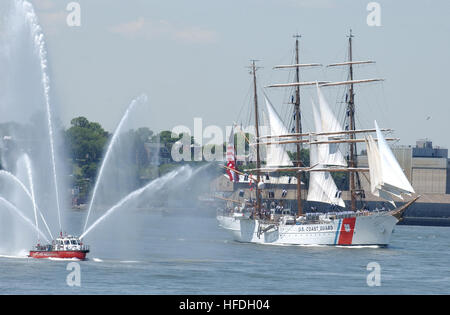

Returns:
0,208,449,294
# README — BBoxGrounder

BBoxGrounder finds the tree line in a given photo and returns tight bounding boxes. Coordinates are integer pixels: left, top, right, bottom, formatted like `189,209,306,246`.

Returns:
0,116,348,204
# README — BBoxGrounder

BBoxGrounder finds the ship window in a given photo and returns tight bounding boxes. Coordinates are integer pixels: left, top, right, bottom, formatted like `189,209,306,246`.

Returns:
64,240,70,245
71,240,77,245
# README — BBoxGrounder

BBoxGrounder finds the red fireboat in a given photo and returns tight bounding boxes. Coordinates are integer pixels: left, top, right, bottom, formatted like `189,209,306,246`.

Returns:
29,234,89,260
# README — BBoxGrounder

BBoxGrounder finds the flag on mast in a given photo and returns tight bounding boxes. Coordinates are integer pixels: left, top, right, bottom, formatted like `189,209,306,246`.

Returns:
226,126,238,182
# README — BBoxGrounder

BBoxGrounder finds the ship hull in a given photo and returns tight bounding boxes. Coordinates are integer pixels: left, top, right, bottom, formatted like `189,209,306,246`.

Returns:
217,213,398,246
28,250,88,260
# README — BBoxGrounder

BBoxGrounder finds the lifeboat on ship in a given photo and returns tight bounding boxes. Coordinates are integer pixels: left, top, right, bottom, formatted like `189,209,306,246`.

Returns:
29,234,89,260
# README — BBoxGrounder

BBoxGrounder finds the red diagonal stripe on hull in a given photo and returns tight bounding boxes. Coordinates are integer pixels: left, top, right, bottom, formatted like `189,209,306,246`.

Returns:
338,217,356,245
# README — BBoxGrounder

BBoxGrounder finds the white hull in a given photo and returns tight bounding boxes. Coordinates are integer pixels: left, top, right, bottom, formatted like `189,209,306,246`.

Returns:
217,213,399,246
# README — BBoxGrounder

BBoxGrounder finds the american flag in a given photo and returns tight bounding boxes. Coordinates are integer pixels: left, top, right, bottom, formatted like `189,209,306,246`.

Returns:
226,127,238,182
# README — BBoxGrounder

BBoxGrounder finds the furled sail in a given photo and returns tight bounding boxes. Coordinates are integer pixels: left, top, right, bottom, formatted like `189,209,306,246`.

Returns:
307,99,345,207
262,96,293,168
365,121,415,205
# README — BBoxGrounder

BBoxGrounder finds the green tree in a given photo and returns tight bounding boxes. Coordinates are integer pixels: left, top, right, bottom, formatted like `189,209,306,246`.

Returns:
152,130,191,157
65,117,109,182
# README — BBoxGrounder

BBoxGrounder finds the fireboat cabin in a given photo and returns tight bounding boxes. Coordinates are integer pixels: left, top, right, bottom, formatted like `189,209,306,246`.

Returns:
28,235,89,260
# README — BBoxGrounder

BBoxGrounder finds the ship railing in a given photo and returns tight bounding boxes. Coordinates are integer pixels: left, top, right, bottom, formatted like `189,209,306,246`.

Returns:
34,244,52,251
80,244,89,251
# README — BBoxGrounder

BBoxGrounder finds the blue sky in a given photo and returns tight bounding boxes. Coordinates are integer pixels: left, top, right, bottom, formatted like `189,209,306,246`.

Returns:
3,0,450,149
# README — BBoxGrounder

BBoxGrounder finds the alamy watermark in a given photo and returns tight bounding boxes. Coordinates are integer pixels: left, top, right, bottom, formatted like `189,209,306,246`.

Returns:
66,262,81,287
169,118,271,163
66,2,81,27
366,262,381,287
367,2,381,27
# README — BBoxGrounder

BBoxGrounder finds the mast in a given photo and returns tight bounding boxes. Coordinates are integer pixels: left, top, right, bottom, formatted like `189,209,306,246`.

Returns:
347,29,364,211
268,35,322,215
250,60,262,215
347,30,357,211
293,34,303,217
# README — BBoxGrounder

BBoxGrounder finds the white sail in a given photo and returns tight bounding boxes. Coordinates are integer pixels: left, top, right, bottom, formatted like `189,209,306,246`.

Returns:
378,189,396,206
262,96,293,167
315,85,347,166
365,135,382,194
365,122,415,205
375,121,415,195
311,99,328,165
307,151,345,207
307,100,345,208
365,134,395,206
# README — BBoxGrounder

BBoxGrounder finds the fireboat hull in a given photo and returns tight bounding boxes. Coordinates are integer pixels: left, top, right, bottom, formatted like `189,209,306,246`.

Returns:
28,250,89,260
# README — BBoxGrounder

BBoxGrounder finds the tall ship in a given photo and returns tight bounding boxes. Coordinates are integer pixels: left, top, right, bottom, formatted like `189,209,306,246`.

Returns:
217,31,419,246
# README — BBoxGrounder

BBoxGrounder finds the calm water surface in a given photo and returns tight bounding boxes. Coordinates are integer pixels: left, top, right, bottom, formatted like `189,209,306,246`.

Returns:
0,208,449,294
